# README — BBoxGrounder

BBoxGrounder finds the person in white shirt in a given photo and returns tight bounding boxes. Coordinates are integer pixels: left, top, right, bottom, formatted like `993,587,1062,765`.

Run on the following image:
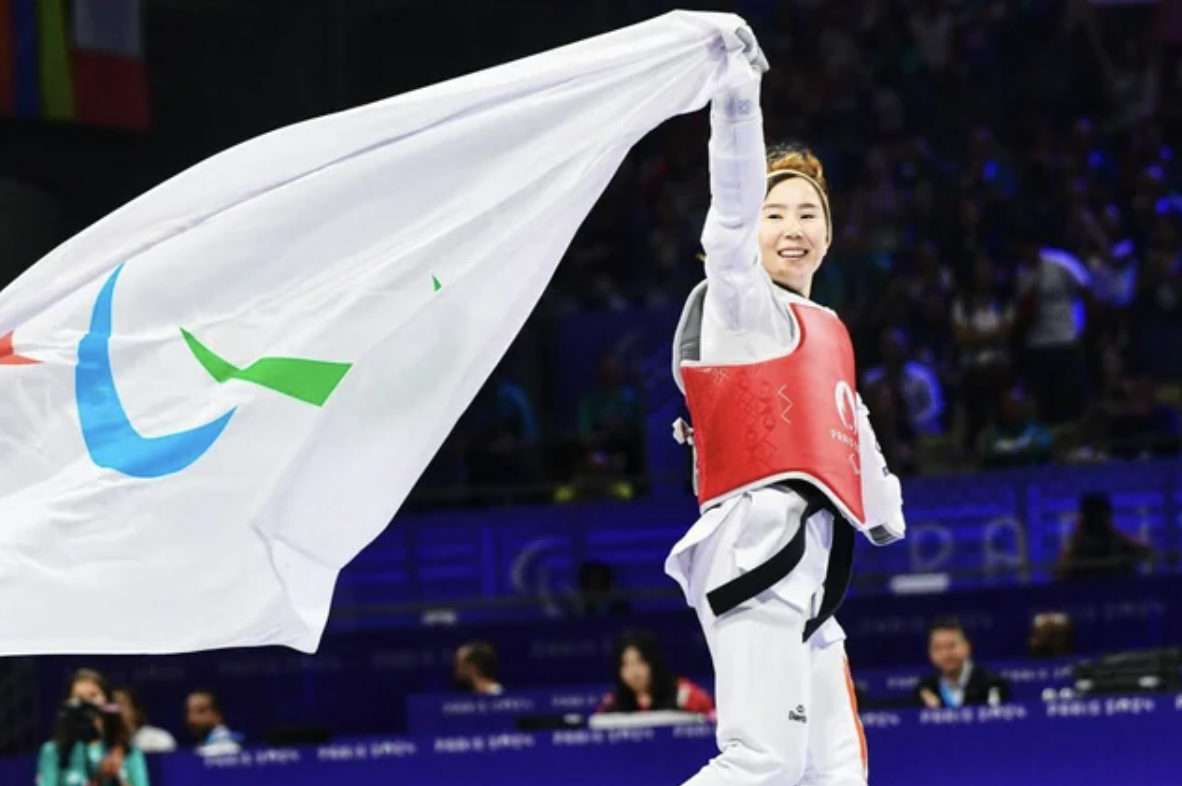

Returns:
667,27,906,786
862,328,946,436
113,686,177,754
1016,243,1091,424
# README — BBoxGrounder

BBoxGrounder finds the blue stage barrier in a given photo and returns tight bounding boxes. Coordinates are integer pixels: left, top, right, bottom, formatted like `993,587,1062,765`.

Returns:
4,696,1180,786
30,576,1180,744
403,658,1078,735
340,459,1182,624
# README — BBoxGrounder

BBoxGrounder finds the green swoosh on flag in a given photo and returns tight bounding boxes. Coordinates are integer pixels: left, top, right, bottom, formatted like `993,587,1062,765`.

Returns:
180,329,351,407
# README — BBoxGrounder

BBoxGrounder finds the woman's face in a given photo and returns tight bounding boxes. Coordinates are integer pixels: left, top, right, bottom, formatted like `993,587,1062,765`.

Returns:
619,647,652,695
759,177,830,294
71,678,107,706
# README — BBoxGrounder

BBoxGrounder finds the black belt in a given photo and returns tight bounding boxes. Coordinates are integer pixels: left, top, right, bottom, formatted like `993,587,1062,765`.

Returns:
704,480,855,643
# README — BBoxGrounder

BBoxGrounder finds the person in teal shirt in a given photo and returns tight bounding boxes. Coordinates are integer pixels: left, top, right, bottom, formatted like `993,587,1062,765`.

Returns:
37,668,149,786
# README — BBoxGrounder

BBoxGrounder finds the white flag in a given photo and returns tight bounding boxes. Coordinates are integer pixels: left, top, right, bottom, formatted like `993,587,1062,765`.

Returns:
0,11,753,654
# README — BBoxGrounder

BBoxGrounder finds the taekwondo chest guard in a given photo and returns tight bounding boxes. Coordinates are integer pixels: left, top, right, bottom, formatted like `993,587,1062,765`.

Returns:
671,281,867,529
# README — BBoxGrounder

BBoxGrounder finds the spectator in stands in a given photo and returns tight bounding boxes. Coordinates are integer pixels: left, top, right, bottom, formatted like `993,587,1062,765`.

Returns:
38,668,149,786
977,384,1054,468
1056,492,1153,581
113,686,176,754
951,255,1015,449
381,0,1180,502
910,0,955,77
1014,242,1091,424
555,352,645,503
464,368,541,488
916,618,1011,709
1076,206,1137,336
576,353,644,476
185,689,241,756
1029,612,1075,659
596,629,713,717
904,240,955,366
861,376,918,476
454,641,504,696
864,328,946,437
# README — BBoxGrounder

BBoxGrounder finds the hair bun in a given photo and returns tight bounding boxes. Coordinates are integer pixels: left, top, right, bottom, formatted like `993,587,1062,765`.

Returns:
766,143,827,195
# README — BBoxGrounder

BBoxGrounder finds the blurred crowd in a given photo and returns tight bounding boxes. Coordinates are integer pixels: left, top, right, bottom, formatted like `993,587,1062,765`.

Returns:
415,0,1182,505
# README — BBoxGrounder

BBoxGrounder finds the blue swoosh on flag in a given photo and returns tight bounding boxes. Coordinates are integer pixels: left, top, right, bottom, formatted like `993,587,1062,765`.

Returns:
75,265,236,479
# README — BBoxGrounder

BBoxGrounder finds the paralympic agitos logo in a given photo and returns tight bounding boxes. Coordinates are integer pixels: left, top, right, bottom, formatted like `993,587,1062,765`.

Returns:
1,264,352,479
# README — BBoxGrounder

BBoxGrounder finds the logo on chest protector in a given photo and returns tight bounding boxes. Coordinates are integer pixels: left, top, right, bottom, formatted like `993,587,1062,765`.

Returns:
789,705,808,724
830,381,859,448
831,381,860,476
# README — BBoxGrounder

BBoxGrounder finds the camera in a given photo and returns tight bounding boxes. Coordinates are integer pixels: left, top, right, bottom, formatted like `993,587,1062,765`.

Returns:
56,699,125,767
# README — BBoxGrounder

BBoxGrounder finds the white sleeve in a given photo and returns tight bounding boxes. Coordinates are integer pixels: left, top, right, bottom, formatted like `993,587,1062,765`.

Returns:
856,394,906,546
700,75,773,333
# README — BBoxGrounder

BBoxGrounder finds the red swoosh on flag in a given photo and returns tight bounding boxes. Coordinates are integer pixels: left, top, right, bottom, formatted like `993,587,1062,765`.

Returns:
0,331,39,365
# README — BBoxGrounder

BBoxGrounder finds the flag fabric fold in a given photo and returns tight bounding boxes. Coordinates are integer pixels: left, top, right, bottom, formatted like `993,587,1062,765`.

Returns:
0,11,751,654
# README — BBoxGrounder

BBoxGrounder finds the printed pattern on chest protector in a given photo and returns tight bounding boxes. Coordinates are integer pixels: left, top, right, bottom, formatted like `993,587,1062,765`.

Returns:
672,281,865,522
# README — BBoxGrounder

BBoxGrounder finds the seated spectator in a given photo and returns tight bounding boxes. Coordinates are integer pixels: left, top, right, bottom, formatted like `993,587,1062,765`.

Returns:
185,689,241,756
1028,612,1075,659
916,619,1010,709
1056,492,1153,581
113,686,176,754
863,328,946,436
977,385,1054,468
577,354,644,476
464,370,541,488
862,377,918,476
596,629,713,717
38,668,149,786
454,641,504,695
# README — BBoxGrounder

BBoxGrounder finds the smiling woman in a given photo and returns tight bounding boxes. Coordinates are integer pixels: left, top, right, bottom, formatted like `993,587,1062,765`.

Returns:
759,146,833,297
666,32,905,785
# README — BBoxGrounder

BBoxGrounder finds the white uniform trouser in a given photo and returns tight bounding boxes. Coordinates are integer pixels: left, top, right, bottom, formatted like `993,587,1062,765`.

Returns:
671,488,868,786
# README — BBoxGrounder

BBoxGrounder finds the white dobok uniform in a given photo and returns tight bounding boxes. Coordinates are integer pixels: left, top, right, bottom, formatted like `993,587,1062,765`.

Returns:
663,71,907,786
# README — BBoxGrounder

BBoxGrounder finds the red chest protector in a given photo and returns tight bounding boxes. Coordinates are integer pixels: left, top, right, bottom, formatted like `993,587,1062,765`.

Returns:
679,302,865,525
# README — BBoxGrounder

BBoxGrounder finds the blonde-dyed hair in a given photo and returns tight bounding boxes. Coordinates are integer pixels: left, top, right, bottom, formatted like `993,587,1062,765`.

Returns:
765,144,832,241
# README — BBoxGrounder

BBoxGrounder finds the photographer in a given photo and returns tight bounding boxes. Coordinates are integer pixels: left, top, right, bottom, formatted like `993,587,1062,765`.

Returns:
36,669,149,786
